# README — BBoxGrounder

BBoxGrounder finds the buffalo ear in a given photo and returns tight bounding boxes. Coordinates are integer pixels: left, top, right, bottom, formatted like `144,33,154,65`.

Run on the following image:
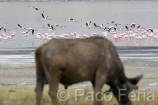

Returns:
128,74,143,85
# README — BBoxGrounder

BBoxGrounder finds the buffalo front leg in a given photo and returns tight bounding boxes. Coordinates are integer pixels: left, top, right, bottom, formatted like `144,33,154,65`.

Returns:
93,81,104,105
35,81,44,105
49,79,59,105
93,69,107,105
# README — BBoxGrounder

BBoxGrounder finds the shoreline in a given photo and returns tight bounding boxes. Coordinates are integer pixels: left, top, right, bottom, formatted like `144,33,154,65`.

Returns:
0,46,157,54
0,46,157,50
0,64,158,92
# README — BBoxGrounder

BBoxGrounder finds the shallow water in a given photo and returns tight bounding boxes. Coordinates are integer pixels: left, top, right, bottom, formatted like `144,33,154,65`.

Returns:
0,1,158,48
0,47,158,67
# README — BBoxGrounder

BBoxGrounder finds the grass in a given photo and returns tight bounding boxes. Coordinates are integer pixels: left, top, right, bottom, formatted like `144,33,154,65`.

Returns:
0,88,158,105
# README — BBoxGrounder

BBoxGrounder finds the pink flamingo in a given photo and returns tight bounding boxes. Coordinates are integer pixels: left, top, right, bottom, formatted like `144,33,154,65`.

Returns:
0,26,10,32
22,28,34,37
1,33,10,43
102,32,108,38
113,34,120,42
108,26,117,34
10,32,16,38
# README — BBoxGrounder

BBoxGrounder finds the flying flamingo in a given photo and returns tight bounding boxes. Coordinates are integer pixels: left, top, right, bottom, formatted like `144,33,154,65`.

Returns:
86,21,91,28
22,28,35,36
17,24,26,29
43,24,55,30
99,24,104,29
111,21,121,26
28,6,39,10
38,11,50,20
93,23,100,28
147,28,154,33
102,25,110,31
26,28,35,35
0,26,10,32
130,23,137,28
80,21,91,29
125,25,131,31
65,18,78,22
108,26,117,34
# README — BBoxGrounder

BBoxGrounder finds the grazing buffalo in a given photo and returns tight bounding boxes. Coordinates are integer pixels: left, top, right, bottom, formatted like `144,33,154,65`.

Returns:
35,36,143,105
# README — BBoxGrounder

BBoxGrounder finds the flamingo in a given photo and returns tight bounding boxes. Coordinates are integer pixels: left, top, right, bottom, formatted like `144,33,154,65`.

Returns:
17,24,23,28
17,24,26,29
10,32,16,37
22,28,35,36
147,28,154,33
0,35,2,42
0,26,10,32
130,23,137,28
93,23,100,28
108,26,117,33
102,26,110,31
111,21,121,26
28,6,39,10
113,34,120,42
142,35,147,42
1,33,10,43
38,11,50,20
80,21,91,29
43,24,55,30
26,28,35,35
99,24,104,29
102,32,108,38
137,25,143,29
135,35,142,42
86,21,91,28
153,35,158,42
65,18,78,22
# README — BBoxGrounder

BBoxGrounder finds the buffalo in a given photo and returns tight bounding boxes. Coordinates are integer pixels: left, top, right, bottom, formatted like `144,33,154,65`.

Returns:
35,36,143,105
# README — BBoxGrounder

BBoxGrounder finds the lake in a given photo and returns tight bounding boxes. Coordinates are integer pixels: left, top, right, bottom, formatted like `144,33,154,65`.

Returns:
0,1,158,48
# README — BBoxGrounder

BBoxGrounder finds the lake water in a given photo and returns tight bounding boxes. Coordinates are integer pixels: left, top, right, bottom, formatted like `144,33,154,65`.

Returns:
0,1,158,48
0,47,158,67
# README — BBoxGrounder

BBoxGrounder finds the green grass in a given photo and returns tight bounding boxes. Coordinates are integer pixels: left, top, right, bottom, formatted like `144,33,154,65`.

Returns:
0,88,158,105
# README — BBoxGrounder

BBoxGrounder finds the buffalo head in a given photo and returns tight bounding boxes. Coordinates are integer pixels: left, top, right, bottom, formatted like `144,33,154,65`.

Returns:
110,74,143,105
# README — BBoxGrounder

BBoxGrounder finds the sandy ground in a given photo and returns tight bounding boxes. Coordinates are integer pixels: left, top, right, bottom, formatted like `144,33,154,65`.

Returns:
0,63,158,93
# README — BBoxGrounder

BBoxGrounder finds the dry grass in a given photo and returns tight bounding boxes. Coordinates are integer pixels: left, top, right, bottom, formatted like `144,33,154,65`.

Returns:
0,88,158,105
